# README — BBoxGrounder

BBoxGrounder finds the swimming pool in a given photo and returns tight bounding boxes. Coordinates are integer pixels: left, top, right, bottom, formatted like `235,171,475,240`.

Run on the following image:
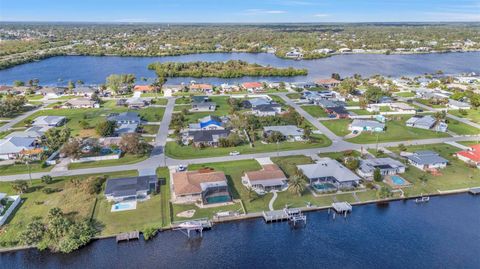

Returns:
206,195,231,204
312,182,337,192
391,175,406,185
111,201,137,212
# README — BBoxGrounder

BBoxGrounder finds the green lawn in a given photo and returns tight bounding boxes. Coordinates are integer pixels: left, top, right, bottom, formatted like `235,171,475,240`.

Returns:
175,96,191,104
142,124,160,135
271,155,314,177
450,109,480,124
387,143,480,196
189,160,271,213
268,95,287,106
67,154,149,170
394,92,416,98
165,134,331,159
321,116,451,143
447,118,480,135
347,109,374,115
346,100,360,106
286,93,302,99
0,170,138,247
0,161,53,176
414,98,446,108
302,105,329,117
172,202,244,222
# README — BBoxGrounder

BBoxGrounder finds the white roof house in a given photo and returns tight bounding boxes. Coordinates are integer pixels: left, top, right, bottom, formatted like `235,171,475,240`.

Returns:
406,115,446,132
349,120,385,132
263,125,304,140
0,137,36,160
447,99,471,110
357,158,406,179
5,126,51,139
32,116,66,127
297,158,361,188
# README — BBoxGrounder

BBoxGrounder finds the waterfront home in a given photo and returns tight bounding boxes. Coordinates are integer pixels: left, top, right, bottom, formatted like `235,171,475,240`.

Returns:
188,115,226,131
252,104,282,117
63,98,100,108
0,136,37,160
32,116,66,127
242,164,288,193
405,151,448,171
297,158,361,189
241,82,264,93
104,175,158,203
0,193,21,226
162,84,184,96
107,111,141,125
290,82,316,90
191,96,216,112
172,169,231,204
349,119,385,133
220,83,240,93
244,97,272,108
357,158,406,180
39,86,67,99
72,86,96,97
263,125,304,141
456,144,480,168
447,99,471,110
187,129,231,147
133,85,155,93
315,78,340,89
125,97,150,109
406,115,447,132
189,83,213,93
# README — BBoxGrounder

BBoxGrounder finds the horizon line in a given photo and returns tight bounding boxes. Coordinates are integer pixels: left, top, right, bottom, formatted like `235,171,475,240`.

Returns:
1,20,480,24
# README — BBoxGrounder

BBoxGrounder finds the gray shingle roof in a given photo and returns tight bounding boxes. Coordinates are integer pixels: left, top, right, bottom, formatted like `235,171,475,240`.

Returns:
104,175,157,198
406,151,448,165
297,158,361,183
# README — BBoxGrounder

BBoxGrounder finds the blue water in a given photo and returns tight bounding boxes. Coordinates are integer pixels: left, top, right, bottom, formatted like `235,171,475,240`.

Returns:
114,202,135,210
2,194,479,269
313,182,337,191
391,175,406,185
0,52,479,85
205,195,231,204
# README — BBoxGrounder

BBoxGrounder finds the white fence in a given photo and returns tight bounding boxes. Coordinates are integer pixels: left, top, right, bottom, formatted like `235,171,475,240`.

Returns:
70,154,121,163
0,195,21,226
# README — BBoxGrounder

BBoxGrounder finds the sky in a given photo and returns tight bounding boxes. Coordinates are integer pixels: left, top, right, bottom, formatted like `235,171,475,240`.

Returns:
1,0,479,23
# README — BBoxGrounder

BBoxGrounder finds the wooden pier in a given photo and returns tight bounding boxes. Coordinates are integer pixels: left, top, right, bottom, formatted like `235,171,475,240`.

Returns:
173,218,212,238
469,187,480,195
329,202,352,219
263,208,306,225
116,231,140,243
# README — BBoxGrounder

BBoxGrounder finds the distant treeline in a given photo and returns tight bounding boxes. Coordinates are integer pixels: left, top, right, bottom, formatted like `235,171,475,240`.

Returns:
147,60,308,78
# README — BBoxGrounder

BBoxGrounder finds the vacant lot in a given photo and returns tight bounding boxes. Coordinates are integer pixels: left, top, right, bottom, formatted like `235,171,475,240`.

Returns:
302,105,328,118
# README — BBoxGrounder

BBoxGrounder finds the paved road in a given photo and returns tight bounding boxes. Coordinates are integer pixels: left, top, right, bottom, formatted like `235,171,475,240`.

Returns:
0,105,45,132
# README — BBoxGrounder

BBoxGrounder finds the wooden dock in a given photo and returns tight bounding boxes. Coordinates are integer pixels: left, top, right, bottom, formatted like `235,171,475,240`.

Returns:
469,187,480,195
172,218,212,238
329,202,352,219
116,231,140,243
263,208,306,225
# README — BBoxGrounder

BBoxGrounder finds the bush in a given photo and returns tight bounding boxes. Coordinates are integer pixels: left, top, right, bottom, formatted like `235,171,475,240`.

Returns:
41,175,53,184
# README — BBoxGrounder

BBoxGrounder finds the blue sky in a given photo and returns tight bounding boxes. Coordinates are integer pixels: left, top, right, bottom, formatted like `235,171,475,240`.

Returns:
1,0,479,22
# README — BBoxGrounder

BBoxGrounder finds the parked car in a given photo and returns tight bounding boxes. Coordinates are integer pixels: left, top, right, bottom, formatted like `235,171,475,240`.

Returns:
177,165,186,171
229,151,240,156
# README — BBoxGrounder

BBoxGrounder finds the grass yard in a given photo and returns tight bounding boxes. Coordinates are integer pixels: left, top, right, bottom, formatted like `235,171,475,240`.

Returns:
188,160,271,213
394,91,416,98
0,161,53,176
347,109,374,115
268,95,287,106
318,150,362,160
321,116,451,143
286,93,302,99
449,109,480,124
302,105,329,118
446,118,480,135
414,98,446,108
387,143,480,197
165,134,331,159
271,155,314,177
142,124,160,135
0,170,138,247
172,202,244,222
67,154,149,170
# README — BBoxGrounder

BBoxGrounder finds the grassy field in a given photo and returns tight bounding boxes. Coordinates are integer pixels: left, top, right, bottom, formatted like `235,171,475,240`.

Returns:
321,116,451,143
449,109,480,124
165,134,331,159
414,98,446,108
394,92,416,98
302,105,329,118
348,109,374,115
387,143,480,197
271,155,314,177
0,161,53,176
67,154,149,170
447,118,480,135
0,170,138,247
286,93,302,99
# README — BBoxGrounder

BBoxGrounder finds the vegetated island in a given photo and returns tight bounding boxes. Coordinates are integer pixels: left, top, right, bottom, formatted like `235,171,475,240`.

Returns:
147,60,308,78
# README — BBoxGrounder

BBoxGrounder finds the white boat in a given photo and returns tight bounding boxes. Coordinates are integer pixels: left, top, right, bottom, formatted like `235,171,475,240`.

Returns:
178,221,203,229
415,196,430,203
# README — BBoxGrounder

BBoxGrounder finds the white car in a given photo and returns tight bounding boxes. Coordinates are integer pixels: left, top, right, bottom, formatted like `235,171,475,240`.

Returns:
229,151,240,156
177,165,186,171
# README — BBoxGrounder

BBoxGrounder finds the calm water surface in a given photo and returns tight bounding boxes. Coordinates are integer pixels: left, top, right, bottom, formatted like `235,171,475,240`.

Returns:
1,194,479,269
0,52,479,85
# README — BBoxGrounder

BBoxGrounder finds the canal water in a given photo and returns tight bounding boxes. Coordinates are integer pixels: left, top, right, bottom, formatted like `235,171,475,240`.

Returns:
1,194,479,269
0,52,479,85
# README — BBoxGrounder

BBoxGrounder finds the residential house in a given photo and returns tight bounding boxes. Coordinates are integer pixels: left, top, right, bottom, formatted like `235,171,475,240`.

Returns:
357,158,406,179
390,102,416,113
316,99,345,108
125,97,150,109
326,106,350,119
64,98,100,108
252,103,282,117
172,169,231,204
189,83,213,93
447,99,471,110
162,84,184,96
188,115,226,131
133,85,155,93
243,97,272,108
39,87,67,99
263,125,304,141
104,175,158,202
242,164,288,193
285,49,303,59
0,137,38,160
191,96,216,112
349,120,385,133
108,111,141,125
32,116,66,127
188,129,231,147
220,83,240,93
315,78,340,89
405,151,448,171
297,158,361,189
456,144,480,168
5,126,50,139
241,82,264,93
406,115,447,132
72,86,96,97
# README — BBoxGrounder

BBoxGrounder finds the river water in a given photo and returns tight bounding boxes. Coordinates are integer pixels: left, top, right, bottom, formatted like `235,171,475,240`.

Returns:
0,52,479,86
1,194,479,269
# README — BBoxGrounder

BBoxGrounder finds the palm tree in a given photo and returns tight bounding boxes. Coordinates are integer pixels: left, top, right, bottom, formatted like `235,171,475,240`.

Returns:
288,175,305,197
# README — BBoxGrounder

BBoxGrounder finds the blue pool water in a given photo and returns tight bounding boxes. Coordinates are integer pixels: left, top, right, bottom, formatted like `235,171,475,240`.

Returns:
313,182,337,191
391,175,406,185
206,195,231,204
114,202,135,210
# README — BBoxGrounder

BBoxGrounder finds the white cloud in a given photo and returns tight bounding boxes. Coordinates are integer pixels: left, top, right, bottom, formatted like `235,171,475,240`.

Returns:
244,9,287,15
313,13,330,18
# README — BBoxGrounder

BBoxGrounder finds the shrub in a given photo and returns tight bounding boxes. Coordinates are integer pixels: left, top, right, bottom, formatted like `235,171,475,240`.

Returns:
143,227,158,241
41,175,53,184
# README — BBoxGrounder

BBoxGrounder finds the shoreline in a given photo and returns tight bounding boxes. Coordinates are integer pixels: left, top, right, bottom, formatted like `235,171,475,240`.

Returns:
0,187,475,254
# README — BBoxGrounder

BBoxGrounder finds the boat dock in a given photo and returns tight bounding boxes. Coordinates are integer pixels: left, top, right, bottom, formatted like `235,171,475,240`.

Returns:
263,208,306,225
116,231,140,243
329,202,352,219
469,187,480,195
173,218,212,238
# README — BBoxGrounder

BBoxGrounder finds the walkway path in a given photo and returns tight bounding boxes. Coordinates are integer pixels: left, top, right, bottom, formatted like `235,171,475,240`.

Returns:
268,191,278,211
444,141,471,150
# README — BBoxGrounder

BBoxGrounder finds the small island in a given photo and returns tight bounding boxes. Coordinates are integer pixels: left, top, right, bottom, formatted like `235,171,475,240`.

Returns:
147,60,308,78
